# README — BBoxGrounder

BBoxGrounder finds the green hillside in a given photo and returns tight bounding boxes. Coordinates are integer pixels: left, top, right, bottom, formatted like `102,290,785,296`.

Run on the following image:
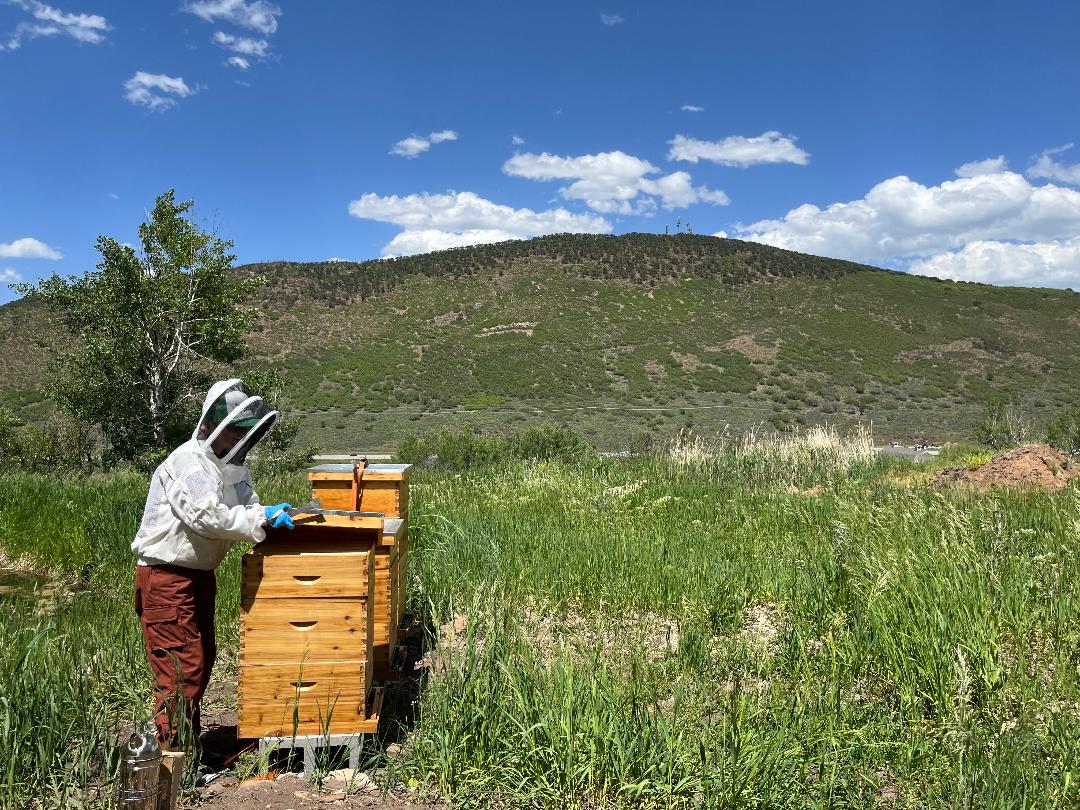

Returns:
2,233,1078,450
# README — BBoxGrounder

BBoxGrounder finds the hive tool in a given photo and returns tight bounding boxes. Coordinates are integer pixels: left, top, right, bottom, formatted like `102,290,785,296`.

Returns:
286,498,385,519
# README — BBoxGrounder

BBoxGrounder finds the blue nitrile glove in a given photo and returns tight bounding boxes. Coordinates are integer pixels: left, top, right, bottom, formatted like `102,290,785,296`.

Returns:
263,503,294,530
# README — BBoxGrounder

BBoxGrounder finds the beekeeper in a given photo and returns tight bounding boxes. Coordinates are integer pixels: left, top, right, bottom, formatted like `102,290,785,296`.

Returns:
131,379,294,747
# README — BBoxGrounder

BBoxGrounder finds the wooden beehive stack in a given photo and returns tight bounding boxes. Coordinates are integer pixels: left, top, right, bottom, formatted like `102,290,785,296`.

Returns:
237,515,383,738
306,463,412,682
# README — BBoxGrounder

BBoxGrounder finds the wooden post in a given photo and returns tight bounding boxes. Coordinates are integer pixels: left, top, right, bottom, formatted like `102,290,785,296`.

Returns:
351,458,368,511
157,751,185,810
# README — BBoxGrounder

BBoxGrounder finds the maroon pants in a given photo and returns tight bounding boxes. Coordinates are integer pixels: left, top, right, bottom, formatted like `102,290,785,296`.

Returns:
134,564,217,747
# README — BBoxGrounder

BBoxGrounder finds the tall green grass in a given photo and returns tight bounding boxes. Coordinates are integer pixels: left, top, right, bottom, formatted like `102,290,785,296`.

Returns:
397,444,1080,807
0,469,308,808
2,433,1080,807
0,591,146,806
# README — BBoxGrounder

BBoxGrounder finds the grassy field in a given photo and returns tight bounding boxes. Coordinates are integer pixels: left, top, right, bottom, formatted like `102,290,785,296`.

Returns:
1,430,1079,807
0,471,311,808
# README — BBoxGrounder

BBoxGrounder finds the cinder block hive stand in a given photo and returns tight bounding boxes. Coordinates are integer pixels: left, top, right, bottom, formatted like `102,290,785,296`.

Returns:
237,462,412,773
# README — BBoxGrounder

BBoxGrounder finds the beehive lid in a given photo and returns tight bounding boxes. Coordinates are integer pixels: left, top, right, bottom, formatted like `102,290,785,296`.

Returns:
307,463,412,481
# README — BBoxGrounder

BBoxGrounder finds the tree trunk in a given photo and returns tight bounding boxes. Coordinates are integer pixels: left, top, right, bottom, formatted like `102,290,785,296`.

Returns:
148,364,167,447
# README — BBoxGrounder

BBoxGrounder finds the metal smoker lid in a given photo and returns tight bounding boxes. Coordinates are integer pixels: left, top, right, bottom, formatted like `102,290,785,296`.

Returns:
124,727,162,762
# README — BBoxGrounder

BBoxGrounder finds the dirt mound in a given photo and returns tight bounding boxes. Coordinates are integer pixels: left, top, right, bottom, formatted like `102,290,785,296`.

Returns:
933,444,1079,492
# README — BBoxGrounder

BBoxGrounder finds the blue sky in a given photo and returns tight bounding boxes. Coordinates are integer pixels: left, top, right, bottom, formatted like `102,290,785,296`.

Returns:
3,0,1080,303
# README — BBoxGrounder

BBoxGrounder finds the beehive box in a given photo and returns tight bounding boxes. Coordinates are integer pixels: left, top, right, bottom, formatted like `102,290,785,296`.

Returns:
372,518,408,680
307,463,412,517
238,516,382,738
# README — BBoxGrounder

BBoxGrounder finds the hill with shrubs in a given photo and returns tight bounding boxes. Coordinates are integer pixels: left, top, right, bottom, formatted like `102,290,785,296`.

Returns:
2,233,1079,450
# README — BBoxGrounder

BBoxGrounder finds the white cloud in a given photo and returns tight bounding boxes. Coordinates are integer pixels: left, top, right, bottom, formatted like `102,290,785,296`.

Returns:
347,190,611,257
226,55,250,69
668,132,810,167
24,1,106,40
213,30,268,57
390,137,429,159
512,135,525,145
349,190,608,233
1,268,23,283
503,150,728,213
641,170,729,208
183,0,280,34
0,237,62,259
382,228,524,256
680,105,704,113
736,166,1080,265
955,156,1007,177
2,1,108,50
390,130,458,159
1027,144,1080,186
910,238,1080,289
600,13,624,25
123,72,194,111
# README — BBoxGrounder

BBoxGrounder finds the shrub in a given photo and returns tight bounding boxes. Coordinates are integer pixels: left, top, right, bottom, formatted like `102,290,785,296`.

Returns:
509,424,591,463
1046,406,1080,455
960,451,993,469
973,399,1032,449
394,424,593,471
0,408,101,474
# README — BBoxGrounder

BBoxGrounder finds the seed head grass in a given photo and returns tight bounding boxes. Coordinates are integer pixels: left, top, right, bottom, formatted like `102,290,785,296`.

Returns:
1,438,1079,807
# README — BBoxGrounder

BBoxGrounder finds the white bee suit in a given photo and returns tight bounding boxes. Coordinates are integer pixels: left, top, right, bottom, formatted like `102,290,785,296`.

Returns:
131,379,279,570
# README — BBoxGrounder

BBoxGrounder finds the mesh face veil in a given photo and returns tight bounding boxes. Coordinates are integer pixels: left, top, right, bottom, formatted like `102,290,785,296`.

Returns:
194,380,279,465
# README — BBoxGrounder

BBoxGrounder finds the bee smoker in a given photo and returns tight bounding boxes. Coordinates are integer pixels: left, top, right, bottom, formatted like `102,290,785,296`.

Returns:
115,724,162,809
